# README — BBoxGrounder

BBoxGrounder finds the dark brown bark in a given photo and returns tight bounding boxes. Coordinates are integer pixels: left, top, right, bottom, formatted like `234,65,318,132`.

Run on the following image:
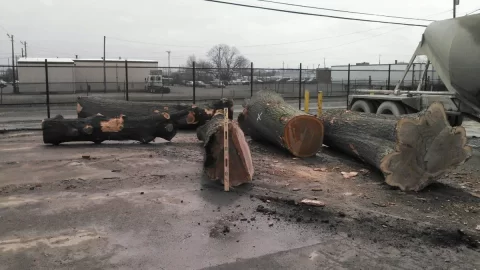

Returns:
42,113,177,145
197,111,254,187
238,90,324,157
319,102,472,191
77,97,233,129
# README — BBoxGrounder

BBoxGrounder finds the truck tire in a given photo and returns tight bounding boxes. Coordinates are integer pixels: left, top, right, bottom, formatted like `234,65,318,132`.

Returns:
376,101,406,116
448,114,464,127
350,100,375,113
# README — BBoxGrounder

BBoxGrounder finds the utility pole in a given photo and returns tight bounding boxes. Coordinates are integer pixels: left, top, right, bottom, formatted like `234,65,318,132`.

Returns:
20,41,27,58
7,34,17,94
21,48,24,58
453,0,459,18
166,50,171,76
103,36,106,93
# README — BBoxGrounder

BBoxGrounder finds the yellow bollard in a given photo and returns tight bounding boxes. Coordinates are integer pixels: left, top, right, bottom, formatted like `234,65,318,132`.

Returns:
304,90,310,113
317,91,323,117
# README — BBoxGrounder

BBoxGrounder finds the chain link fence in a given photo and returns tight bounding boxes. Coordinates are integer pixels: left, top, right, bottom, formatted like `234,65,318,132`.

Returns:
0,61,443,118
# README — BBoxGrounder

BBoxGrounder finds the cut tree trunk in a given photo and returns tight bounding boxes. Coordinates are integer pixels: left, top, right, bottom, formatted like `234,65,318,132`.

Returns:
197,110,254,187
319,102,472,191
43,113,177,145
77,97,233,129
237,90,324,157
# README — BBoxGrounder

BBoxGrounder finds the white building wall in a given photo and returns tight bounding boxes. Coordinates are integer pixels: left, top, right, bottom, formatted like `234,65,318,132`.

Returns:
17,59,75,93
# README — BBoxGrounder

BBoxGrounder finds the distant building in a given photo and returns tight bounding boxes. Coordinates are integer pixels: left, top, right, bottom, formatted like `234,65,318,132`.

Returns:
17,58,158,93
330,63,439,86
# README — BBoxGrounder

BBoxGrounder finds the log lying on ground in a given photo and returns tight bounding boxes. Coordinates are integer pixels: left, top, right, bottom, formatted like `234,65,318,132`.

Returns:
197,110,254,187
42,112,179,145
237,90,324,157
77,96,233,129
319,102,472,191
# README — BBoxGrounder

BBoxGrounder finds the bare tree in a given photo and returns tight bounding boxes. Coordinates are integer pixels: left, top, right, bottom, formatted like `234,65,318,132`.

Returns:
207,44,249,81
185,54,213,69
186,55,196,67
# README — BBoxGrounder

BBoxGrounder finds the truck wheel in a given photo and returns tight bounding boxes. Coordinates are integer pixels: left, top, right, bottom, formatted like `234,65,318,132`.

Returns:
350,100,375,113
376,101,406,116
448,114,464,126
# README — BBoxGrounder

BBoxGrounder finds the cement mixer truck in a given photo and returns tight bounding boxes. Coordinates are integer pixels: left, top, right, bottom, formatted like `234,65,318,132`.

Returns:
348,14,480,126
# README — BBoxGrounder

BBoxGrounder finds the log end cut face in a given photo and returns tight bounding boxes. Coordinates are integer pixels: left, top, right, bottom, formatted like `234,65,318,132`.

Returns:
283,115,324,157
380,102,472,191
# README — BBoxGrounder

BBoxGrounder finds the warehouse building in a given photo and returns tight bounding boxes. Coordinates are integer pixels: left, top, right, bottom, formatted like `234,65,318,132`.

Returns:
17,58,158,93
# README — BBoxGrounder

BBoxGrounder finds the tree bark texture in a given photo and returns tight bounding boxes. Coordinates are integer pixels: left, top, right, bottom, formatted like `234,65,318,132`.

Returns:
237,90,324,157
319,102,472,191
43,113,177,145
77,97,233,129
197,111,254,187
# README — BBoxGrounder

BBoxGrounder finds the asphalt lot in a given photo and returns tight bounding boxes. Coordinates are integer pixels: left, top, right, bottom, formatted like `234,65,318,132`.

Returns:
0,131,479,269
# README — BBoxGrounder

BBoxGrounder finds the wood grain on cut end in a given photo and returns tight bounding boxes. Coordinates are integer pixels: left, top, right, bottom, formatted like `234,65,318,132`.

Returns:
283,115,324,157
231,122,254,182
380,102,472,191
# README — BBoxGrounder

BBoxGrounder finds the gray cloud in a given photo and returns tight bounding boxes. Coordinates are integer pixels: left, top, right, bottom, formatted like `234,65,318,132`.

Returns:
1,0,478,68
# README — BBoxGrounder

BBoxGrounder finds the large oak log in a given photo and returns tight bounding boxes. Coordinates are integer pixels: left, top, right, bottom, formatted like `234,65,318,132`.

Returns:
77,97,233,129
197,110,254,187
42,112,177,145
237,90,324,157
319,102,472,191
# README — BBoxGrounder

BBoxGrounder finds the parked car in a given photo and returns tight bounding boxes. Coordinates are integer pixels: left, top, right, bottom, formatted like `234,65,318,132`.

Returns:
241,80,250,85
229,80,243,85
186,81,194,87
253,79,263,83
211,80,225,88
196,81,207,88
276,78,290,83
0,80,7,89
305,78,317,84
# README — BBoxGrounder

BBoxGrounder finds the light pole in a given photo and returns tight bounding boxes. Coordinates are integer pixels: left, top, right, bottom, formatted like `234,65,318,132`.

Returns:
20,41,27,58
7,34,17,93
166,51,171,76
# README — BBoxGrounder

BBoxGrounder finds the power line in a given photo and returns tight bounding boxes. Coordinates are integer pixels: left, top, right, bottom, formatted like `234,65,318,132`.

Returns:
239,27,385,47
0,23,8,33
257,0,435,22
466,8,480,15
205,0,429,27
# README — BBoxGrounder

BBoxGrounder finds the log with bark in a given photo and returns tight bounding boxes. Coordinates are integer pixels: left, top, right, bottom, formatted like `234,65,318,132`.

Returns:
237,90,324,157
197,110,254,187
319,102,472,191
77,96,233,129
42,112,180,145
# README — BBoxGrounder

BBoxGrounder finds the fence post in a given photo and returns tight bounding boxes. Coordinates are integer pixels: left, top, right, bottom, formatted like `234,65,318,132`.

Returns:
44,59,50,118
387,64,391,90
304,90,309,113
193,61,196,104
317,91,323,117
346,64,351,109
125,60,129,101
250,62,253,97
298,63,302,110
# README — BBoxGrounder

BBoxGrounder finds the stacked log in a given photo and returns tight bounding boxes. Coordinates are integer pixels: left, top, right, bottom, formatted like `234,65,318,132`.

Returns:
237,91,324,157
319,102,472,191
197,110,254,187
76,97,233,129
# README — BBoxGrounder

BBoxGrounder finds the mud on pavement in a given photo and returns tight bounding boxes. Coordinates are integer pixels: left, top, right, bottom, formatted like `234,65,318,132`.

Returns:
0,131,479,269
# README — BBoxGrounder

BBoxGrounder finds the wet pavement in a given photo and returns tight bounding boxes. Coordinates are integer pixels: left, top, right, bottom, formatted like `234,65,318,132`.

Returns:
0,131,479,270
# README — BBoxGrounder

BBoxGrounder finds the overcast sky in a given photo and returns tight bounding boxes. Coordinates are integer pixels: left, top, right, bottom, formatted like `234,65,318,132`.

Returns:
0,0,478,68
